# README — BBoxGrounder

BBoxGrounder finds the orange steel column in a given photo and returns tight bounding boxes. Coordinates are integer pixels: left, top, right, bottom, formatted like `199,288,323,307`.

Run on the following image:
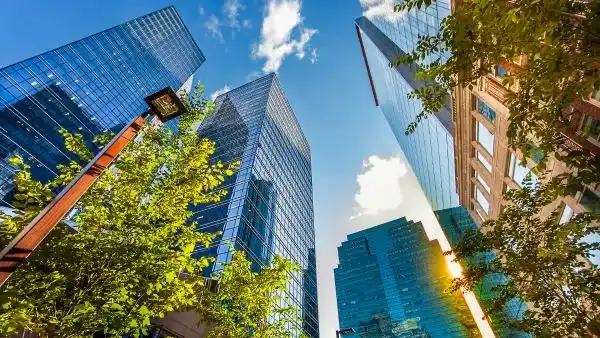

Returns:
0,113,147,287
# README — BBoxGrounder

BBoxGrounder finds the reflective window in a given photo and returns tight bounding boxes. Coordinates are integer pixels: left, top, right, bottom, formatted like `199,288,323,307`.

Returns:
477,121,494,155
475,187,490,213
579,115,600,147
478,99,496,123
508,153,538,188
477,151,493,172
559,203,574,224
476,172,491,193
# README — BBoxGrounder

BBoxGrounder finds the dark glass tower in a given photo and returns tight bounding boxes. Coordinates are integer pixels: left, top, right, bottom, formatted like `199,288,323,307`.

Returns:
191,73,319,337
0,6,204,205
334,217,478,337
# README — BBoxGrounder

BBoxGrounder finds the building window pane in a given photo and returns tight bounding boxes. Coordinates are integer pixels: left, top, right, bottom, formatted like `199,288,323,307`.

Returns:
477,121,494,154
508,153,538,188
559,203,574,224
495,65,509,78
478,99,496,122
579,115,600,146
580,188,600,213
476,187,490,214
477,151,492,172
476,172,491,193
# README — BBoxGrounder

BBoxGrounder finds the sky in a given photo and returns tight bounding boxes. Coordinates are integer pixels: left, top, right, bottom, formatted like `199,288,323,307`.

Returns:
0,1,439,336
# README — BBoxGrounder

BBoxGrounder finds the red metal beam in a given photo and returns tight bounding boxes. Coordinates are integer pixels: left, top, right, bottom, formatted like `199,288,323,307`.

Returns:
0,113,147,287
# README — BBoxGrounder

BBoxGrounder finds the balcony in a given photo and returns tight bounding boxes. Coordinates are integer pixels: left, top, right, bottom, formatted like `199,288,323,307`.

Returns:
558,129,599,156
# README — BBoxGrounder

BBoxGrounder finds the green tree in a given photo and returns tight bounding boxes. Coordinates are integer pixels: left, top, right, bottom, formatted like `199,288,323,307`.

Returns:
0,85,238,337
390,0,600,336
198,251,307,338
451,179,600,336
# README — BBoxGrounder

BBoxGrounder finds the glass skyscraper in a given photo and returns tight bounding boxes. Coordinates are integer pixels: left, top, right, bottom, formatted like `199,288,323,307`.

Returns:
191,73,319,337
334,217,478,337
355,3,458,211
0,6,204,205
435,207,529,338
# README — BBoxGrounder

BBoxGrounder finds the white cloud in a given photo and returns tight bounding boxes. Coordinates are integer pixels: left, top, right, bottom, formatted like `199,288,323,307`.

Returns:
210,85,231,102
224,0,243,28
242,19,252,29
253,0,318,73
205,15,224,43
309,48,318,64
198,6,205,16
351,156,408,219
359,0,404,22
246,71,263,82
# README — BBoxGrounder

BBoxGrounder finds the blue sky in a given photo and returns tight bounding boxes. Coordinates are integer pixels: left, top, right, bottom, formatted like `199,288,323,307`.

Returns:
0,1,437,335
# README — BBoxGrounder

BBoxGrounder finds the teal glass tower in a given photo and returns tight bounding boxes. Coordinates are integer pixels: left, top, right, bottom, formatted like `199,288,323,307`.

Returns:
0,6,204,205
435,207,530,337
334,218,477,337
191,73,319,337
355,2,458,211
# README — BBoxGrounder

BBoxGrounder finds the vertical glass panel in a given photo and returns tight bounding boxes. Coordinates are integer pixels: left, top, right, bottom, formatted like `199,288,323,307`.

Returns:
476,172,491,193
477,121,494,155
477,151,492,172
476,187,490,213
508,153,539,188
559,203,574,224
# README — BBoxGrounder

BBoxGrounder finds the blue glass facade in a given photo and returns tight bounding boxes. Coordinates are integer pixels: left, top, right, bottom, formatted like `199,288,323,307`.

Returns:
0,6,204,205
435,207,529,338
191,73,319,337
355,13,458,211
334,218,478,337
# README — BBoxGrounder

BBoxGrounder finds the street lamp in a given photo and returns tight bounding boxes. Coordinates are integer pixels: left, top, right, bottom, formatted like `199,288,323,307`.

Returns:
0,87,187,287
336,328,355,338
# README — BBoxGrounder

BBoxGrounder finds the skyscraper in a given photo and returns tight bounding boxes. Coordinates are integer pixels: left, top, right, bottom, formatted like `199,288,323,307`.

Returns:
355,2,457,211
334,217,478,337
0,6,204,205
191,73,319,337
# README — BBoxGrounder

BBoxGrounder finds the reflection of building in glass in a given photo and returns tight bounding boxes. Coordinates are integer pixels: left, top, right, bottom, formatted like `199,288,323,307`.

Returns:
354,10,457,211
191,73,319,337
335,217,478,338
0,6,204,206
435,207,530,338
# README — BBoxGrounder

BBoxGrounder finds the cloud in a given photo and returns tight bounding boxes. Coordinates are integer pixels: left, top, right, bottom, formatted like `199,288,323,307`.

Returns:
351,156,408,219
253,0,318,73
198,6,205,16
205,15,224,43
246,71,263,82
359,0,404,22
210,85,231,102
224,0,243,28
242,19,252,29
309,48,318,64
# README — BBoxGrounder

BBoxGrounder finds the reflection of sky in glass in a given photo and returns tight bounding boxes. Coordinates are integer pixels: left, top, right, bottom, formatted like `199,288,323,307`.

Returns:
509,153,539,187
477,122,495,155
0,6,204,205
476,188,490,213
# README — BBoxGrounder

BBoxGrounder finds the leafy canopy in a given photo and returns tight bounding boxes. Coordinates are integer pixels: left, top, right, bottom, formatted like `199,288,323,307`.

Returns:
0,85,237,337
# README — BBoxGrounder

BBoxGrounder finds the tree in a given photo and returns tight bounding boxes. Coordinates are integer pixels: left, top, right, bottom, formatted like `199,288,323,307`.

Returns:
390,0,600,335
198,251,306,338
0,85,238,337
451,178,600,336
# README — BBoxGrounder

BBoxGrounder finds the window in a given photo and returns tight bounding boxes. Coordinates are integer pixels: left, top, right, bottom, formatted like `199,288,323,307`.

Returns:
475,187,490,214
580,188,600,213
578,115,600,146
476,172,491,193
474,207,486,222
508,153,539,188
477,99,496,122
477,151,493,172
477,121,494,155
495,65,509,78
559,203,574,225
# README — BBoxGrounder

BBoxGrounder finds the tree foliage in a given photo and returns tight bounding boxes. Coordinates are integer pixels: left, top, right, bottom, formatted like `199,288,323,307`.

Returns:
0,85,242,337
391,0,600,336
451,178,600,336
198,251,306,338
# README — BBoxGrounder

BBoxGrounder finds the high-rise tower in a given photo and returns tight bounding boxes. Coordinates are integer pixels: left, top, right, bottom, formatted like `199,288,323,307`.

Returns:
334,217,478,337
0,6,204,204
191,73,319,337
355,1,457,211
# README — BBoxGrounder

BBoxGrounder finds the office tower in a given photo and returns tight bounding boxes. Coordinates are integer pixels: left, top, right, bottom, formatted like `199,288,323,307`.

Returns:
355,1,457,211
191,73,319,337
435,207,529,337
334,217,477,337
452,58,600,227
0,6,205,205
